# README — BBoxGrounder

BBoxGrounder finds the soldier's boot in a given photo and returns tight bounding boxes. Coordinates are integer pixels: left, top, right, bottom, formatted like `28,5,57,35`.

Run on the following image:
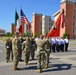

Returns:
44,64,48,69
6,60,8,63
6,60,9,63
25,62,29,65
13,67,21,71
36,69,42,73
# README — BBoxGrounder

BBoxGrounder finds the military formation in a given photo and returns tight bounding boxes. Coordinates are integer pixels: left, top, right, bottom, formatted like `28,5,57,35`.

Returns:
5,32,69,73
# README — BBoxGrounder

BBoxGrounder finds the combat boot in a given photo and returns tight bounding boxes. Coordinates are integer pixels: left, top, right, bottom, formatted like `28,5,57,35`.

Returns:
6,60,9,63
44,64,48,69
25,62,29,65
36,69,42,73
13,67,21,71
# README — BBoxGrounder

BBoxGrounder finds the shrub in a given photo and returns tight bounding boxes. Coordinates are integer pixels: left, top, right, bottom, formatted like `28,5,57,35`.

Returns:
63,32,68,39
6,32,13,37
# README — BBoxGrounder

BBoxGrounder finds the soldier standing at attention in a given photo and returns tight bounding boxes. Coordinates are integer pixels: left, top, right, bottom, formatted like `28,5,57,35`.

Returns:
12,32,21,71
51,37,56,52
30,37,36,60
36,35,46,73
19,34,24,61
5,38,12,63
44,38,51,69
64,37,69,52
22,37,31,65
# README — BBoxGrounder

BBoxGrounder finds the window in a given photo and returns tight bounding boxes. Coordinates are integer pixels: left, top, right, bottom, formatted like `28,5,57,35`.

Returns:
49,27,51,30
73,29,74,33
73,16,75,19
74,9,75,13
74,9,76,13
73,22,75,26
49,18,51,21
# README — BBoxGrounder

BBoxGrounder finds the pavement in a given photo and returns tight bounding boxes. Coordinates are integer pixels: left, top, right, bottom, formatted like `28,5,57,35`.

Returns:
0,40,76,75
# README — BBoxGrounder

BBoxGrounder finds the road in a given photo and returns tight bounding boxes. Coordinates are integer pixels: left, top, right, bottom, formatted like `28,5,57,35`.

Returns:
0,40,76,75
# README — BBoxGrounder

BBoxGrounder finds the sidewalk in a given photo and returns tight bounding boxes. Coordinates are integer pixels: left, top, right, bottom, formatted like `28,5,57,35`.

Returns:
0,40,76,75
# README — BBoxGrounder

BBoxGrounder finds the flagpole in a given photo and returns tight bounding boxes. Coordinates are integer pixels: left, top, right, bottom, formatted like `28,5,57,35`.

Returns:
20,6,24,36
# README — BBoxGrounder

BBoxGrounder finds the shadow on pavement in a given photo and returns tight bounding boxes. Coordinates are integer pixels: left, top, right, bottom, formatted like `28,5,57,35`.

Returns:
43,64,72,72
20,65,37,70
20,63,72,72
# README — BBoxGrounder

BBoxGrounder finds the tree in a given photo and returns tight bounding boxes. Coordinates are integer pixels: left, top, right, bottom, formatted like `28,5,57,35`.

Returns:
63,32,68,39
6,32,13,37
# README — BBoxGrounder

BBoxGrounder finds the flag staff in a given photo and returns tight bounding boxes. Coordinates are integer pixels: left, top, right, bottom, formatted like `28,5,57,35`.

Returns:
20,6,24,36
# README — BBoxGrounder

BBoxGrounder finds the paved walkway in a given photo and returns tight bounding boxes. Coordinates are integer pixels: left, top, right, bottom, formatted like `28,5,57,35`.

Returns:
0,40,76,75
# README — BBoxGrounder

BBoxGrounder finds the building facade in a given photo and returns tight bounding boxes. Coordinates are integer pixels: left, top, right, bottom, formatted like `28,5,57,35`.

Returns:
31,13,53,37
32,13,42,37
53,0,76,39
10,23,16,35
60,0,76,38
42,15,53,35
0,28,6,36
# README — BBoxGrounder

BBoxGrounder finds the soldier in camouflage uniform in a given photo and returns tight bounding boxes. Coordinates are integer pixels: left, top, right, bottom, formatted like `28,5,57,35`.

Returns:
19,34,24,61
44,38,51,68
22,37,31,65
5,38,12,63
36,35,46,73
30,38,36,60
12,32,21,71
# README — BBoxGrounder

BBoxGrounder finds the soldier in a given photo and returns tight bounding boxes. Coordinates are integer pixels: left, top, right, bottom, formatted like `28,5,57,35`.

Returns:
30,37,36,60
22,37,31,65
44,38,51,69
12,32,21,71
60,37,65,52
36,35,46,73
5,38,12,63
19,34,24,61
64,37,69,52
51,37,56,52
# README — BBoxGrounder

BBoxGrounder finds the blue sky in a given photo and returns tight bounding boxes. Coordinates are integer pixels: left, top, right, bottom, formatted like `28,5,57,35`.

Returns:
0,0,60,32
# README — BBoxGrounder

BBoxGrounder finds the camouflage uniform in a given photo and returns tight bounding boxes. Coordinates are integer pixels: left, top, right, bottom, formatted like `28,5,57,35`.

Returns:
44,39,51,68
36,36,46,72
12,32,21,70
5,38,12,62
22,37,31,65
30,38,36,60
19,37,24,61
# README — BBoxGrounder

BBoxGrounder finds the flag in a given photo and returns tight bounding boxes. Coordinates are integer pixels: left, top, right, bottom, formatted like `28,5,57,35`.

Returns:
15,11,19,26
20,9,30,32
20,9,29,24
16,18,22,34
47,9,65,37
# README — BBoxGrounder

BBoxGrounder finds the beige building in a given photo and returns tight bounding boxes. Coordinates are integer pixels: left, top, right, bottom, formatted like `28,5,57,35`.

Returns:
42,15,53,35
31,13,42,37
31,13,54,37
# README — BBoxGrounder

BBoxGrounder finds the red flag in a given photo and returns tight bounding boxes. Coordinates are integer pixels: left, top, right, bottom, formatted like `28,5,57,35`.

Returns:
47,10,64,37
18,25,22,34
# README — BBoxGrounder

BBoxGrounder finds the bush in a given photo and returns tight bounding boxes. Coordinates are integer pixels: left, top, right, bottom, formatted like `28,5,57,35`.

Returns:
6,32,13,37
63,32,68,39
34,33,38,38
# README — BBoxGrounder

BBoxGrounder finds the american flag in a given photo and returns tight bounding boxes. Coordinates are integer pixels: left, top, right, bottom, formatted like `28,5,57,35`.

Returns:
20,9,29,24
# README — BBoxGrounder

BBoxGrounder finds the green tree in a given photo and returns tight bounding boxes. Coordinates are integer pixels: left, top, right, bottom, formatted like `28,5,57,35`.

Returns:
34,33,38,38
63,32,68,39
6,32,13,37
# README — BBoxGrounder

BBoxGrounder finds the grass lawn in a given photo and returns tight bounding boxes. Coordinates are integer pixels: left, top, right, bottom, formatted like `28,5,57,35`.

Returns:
0,37,13,41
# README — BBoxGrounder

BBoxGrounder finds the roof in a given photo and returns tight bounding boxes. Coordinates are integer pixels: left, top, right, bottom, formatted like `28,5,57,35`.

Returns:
53,10,60,17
